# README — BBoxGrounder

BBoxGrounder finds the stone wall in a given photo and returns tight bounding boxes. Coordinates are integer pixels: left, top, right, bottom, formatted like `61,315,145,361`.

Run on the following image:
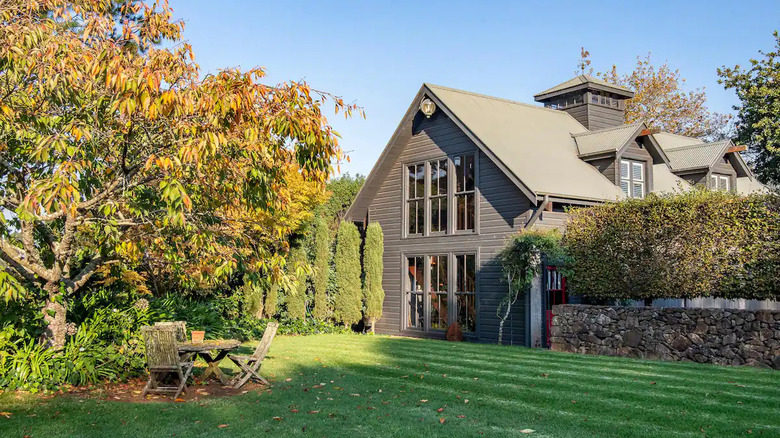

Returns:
550,304,779,369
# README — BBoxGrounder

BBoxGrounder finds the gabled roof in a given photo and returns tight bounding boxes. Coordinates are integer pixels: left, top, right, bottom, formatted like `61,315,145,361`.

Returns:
572,122,644,157
534,74,634,100
345,83,627,220
663,140,732,172
425,84,626,202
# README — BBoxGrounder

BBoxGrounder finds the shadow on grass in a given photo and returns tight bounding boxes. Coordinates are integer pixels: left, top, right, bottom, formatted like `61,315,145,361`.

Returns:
1,334,778,438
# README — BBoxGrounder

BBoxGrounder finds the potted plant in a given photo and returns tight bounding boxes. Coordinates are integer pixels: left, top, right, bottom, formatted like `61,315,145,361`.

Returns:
191,330,205,343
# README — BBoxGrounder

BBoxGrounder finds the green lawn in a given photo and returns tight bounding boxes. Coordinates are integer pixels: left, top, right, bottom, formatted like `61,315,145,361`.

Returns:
1,334,778,437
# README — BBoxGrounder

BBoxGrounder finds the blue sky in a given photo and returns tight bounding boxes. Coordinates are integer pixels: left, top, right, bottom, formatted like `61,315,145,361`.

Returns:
172,0,779,177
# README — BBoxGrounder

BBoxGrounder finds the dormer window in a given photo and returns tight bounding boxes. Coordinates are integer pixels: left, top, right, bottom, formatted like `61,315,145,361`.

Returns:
710,174,730,191
620,159,645,198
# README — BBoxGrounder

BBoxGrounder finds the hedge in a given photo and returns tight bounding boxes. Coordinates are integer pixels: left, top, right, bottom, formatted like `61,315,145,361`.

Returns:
564,189,780,301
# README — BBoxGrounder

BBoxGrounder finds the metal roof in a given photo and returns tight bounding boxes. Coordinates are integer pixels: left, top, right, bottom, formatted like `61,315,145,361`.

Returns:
652,164,692,193
425,84,625,202
533,74,634,99
663,141,731,172
572,123,644,157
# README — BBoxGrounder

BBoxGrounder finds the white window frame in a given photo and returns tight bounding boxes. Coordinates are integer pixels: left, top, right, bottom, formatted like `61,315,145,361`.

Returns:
620,159,645,199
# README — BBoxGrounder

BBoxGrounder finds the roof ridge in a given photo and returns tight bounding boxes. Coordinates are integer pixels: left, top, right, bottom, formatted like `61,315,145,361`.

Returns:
572,122,643,137
424,83,578,117
665,140,730,152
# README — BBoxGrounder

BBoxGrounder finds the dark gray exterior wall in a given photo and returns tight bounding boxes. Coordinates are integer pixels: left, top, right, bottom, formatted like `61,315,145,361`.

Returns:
587,103,625,130
619,140,654,194
710,157,737,189
367,110,532,345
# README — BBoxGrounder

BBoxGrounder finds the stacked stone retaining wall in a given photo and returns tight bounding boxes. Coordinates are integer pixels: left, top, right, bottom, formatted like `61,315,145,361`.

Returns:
550,304,779,369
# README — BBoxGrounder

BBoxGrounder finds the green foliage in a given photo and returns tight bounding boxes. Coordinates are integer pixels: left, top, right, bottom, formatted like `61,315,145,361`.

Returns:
496,229,568,344
317,173,365,227
333,222,362,326
362,223,384,329
312,218,330,320
718,31,780,186
285,246,308,320
564,190,780,301
0,289,349,391
264,283,279,318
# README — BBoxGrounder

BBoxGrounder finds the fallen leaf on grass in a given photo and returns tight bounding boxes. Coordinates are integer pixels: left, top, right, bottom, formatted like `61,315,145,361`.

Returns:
308,410,320,414
520,429,535,434
0,412,12,418
457,415,466,419
540,373,549,378
273,416,283,421
420,399,428,403
571,400,577,404
464,399,469,404
349,393,361,397
217,424,229,428
290,409,299,413
439,418,446,424
437,407,445,413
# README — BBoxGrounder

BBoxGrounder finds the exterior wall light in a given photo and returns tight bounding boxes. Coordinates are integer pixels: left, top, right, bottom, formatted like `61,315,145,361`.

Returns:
420,98,436,118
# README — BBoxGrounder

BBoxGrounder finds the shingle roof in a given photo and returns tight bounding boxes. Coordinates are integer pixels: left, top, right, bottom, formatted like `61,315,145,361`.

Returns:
425,84,625,201
572,123,643,157
534,74,634,99
663,141,731,172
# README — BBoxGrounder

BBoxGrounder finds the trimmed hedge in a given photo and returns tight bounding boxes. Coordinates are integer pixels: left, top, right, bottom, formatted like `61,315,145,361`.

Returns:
564,190,780,301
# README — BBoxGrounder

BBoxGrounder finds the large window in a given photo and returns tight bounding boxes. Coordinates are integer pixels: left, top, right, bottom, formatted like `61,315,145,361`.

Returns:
405,154,475,236
454,154,475,231
405,256,424,329
429,255,448,330
404,253,477,333
455,254,476,332
710,174,730,191
620,159,644,199
407,164,425,235
430,159,448,233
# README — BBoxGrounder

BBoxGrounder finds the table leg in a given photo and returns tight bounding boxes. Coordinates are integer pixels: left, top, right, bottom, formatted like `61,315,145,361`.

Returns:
200,351,232,386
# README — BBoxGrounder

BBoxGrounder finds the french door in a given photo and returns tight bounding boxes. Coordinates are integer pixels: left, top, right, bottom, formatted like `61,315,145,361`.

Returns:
404,253,476,333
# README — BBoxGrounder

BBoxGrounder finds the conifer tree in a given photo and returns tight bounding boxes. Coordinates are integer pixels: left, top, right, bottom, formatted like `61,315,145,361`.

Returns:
286,246,308,320
312,219,331,320
334,222,362,327
362,223,385,333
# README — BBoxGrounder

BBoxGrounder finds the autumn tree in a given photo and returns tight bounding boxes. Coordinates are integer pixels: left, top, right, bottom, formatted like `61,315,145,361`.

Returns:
0,0,360,347
333,221,361,327
362,222,384,333
598,54,729,139
718,31,780,186
285,245,308,320
311,218,330,320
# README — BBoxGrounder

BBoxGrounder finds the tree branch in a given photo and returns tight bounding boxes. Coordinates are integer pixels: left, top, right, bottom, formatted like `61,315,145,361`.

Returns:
0,238,53,282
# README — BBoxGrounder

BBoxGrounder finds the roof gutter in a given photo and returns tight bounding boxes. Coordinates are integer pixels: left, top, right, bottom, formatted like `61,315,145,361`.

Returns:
525,195,550,228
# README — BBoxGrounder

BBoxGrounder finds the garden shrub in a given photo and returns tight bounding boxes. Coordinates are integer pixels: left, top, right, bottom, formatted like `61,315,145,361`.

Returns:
564,190,780,301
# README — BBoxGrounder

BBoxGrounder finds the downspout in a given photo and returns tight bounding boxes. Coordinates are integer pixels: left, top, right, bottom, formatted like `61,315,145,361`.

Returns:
525,195,550,228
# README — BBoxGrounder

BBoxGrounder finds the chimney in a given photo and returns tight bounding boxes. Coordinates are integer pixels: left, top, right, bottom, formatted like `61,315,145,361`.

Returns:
533,75,634,130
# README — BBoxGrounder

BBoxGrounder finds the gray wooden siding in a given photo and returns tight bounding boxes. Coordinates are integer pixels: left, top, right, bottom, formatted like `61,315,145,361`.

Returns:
561,104,588,129
367,110,532,345
587,104,625,130
585,156,617,184
681,171,708,187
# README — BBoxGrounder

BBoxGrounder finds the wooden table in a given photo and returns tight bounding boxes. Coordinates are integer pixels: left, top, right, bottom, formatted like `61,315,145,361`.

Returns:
178,340,241,386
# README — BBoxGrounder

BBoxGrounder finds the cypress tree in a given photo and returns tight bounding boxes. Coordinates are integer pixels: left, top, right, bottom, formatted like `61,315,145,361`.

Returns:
286,246,308,320
334,221,362,327
312,218,331,320
363,222,384,333
264,282,279,318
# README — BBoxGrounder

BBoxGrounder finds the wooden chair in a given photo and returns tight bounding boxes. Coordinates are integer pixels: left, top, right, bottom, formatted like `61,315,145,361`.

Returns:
155,321,188,342
228,322,279,388
141,326,194,399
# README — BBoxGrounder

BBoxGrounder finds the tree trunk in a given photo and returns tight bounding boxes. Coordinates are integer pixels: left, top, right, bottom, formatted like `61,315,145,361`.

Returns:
370,317,376,334
41,282,67,349
497,302,512,346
